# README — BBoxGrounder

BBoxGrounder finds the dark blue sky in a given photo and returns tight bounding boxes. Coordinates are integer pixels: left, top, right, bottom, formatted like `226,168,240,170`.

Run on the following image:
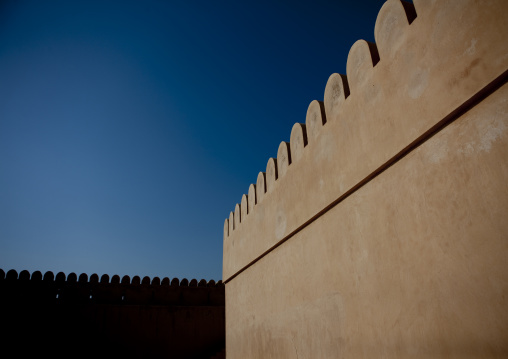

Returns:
0,0,386,280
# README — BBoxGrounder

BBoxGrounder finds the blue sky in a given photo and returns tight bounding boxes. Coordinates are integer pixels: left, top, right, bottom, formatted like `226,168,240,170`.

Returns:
0,0,386,281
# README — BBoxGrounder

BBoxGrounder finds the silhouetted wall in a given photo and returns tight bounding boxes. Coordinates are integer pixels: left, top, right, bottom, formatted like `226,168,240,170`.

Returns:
0,269,225,359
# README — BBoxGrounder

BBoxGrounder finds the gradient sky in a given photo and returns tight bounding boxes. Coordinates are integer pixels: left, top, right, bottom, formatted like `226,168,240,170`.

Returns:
0,0,386,281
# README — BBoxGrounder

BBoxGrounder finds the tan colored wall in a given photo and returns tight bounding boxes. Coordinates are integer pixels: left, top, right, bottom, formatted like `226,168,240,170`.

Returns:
223,0,508,358
226,83,508,358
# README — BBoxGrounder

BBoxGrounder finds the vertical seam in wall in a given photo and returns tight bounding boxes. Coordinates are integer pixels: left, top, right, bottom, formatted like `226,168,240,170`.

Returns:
224,68,508,285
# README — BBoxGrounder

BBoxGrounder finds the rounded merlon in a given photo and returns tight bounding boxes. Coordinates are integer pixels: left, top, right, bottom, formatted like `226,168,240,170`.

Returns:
266,158,278,192
306,100,326,142
6,269,18,280
224,218,229,240
324,74,349,124
248,184,257,213
229,211,235,233
277,141,291,178
346,40,379,93
256,172,266,203
43,271,54,282
234,203,241,228
375,0,417,60
31,271,43,281
241,194,249,220
290,123,308,163
19,270,30,280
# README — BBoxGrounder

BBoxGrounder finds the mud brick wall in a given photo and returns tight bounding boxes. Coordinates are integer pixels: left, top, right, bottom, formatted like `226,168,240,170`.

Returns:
222,0,508,357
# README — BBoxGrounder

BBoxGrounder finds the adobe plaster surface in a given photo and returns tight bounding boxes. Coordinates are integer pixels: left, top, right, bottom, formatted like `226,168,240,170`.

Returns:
222,0,508,358
226,82,508,358
223,0,508,280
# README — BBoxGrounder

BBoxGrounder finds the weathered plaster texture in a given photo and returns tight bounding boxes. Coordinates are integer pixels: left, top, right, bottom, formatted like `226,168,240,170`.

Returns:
227,83,508,358
223,0,508,357
223,0,508,278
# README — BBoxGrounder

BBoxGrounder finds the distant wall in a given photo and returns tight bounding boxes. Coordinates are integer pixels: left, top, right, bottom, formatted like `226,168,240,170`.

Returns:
0,269,225,359
223,0,508,358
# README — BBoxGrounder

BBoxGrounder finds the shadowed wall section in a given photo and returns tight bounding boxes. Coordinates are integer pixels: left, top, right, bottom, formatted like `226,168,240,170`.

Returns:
0,269,225,359
223,0,508,358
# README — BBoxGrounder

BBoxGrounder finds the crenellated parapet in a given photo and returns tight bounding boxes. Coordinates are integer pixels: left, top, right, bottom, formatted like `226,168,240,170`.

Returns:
0,268,225,358
223,0,508,281
0,268,224,306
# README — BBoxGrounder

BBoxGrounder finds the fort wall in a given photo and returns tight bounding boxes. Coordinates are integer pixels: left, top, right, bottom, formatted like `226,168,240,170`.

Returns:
0,269,225,359
223,0,508,357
